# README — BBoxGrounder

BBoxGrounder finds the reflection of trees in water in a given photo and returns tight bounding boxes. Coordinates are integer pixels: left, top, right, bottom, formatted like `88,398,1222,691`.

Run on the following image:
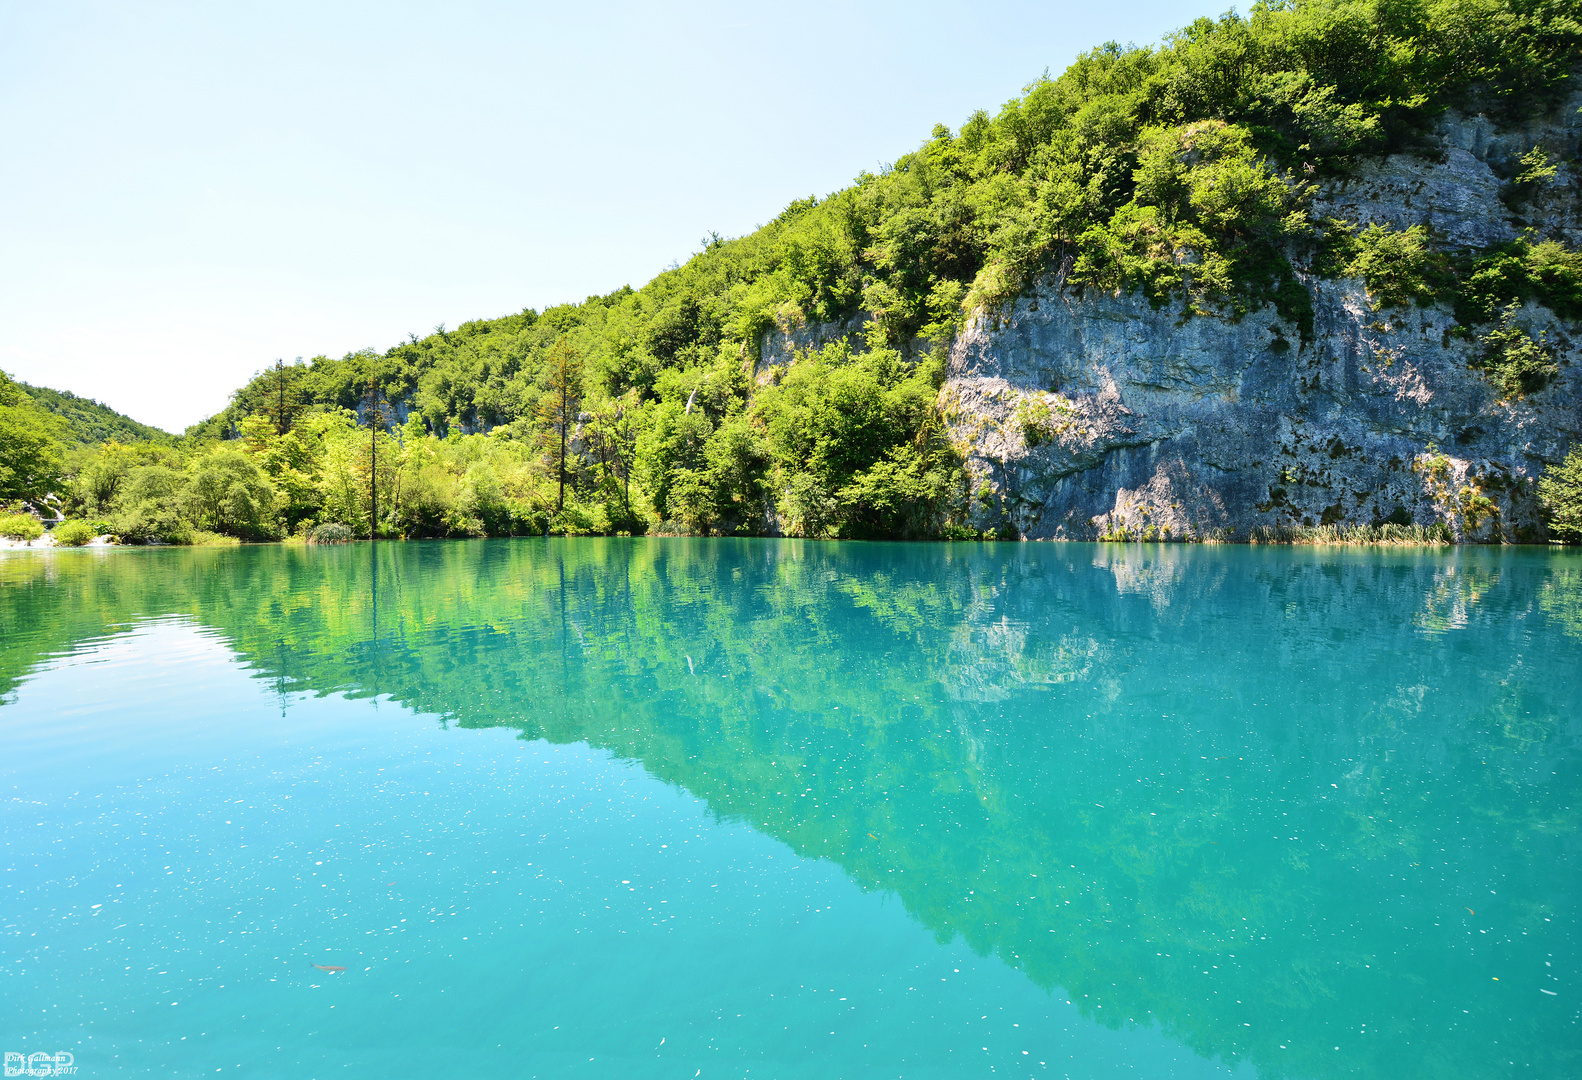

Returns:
1095,543,1221,614
1414,563,1500,635
1540,564,1582,642
1,540,1579,1080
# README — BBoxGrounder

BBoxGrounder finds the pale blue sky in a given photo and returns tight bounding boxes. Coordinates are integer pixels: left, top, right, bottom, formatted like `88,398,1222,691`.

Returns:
1,0,1213,432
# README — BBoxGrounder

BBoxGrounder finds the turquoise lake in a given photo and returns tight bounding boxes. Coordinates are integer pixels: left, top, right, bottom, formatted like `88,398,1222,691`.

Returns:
1,539,1578,1078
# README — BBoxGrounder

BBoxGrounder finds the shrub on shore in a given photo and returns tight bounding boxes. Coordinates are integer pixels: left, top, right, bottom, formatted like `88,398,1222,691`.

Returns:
307,522,354,544
0,512,43,540
52,520,96,546
190,530,241,546
1538,446,1582,543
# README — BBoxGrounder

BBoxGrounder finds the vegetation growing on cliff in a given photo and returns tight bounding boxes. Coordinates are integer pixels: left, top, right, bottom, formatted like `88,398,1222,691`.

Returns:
6,0,1581,542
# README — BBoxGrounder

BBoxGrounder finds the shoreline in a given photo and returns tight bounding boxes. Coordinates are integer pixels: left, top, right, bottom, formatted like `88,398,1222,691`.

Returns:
3,533,1574,551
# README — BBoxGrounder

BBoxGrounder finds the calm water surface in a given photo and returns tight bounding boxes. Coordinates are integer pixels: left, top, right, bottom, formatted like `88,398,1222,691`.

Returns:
1,539,1578,1079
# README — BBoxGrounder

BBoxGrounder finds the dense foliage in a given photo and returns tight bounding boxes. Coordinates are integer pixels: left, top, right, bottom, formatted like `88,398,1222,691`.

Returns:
50,520,96,546
0,512,44,541
6,0,1581,541
0,371,67,506
1539,444,1582,542
18,383,174,446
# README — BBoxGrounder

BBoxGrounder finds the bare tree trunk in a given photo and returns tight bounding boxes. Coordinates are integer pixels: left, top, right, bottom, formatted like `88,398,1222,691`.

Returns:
364,382,387,540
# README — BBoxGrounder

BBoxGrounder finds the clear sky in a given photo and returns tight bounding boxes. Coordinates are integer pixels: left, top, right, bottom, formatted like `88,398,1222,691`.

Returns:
0,0,1213,433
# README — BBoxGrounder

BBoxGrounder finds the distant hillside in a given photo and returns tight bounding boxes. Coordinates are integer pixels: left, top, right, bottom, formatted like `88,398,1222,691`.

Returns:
82,0,1582,542
19,382,173,445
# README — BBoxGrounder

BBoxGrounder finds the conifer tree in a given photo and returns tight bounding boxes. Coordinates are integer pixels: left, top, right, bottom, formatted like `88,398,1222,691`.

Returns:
536,337,584,513
363,382,390,538
267,358,306,435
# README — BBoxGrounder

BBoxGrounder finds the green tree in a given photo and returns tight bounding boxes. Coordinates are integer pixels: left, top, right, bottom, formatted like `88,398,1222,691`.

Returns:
636,400,711,526
238,413,325,532
585,394,641,527
112,464,190,543
362,382,392,537
265,358,309,434
179,449,278,538
73,441,133,514
755,343,954,537
1538,445,1582,543
0,369,67,503
536,337,584,512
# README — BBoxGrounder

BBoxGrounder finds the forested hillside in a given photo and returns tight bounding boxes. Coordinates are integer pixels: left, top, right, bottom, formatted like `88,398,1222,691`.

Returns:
0,371,67,510
19,383,173,446
9,0,1582,543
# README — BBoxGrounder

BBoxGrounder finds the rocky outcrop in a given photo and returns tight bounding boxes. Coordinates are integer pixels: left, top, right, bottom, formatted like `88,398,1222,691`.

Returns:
754,311,873,383
937,99,1582,542
942,277,1577,541
751,97,1582,542
1310,98,1582,248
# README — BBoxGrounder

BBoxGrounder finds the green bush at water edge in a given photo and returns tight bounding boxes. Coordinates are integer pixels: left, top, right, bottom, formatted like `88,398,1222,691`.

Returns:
51,520,96,546
307,522,355,544
1539,445,1582,543
0,513,43,540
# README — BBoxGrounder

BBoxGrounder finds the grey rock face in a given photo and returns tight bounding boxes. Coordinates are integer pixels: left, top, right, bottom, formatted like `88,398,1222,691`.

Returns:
754,96,1582,541
942,281,1577,541
1310,145,1516,248
754,312,873,383
934,98,1582,542
1310,94,1582,249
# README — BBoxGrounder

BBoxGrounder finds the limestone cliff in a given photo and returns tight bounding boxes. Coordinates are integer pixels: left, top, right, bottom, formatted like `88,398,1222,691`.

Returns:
928,99,1581,542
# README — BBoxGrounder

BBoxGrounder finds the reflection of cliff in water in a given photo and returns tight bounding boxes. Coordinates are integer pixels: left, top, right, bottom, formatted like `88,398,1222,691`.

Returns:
2,540,1578,1080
